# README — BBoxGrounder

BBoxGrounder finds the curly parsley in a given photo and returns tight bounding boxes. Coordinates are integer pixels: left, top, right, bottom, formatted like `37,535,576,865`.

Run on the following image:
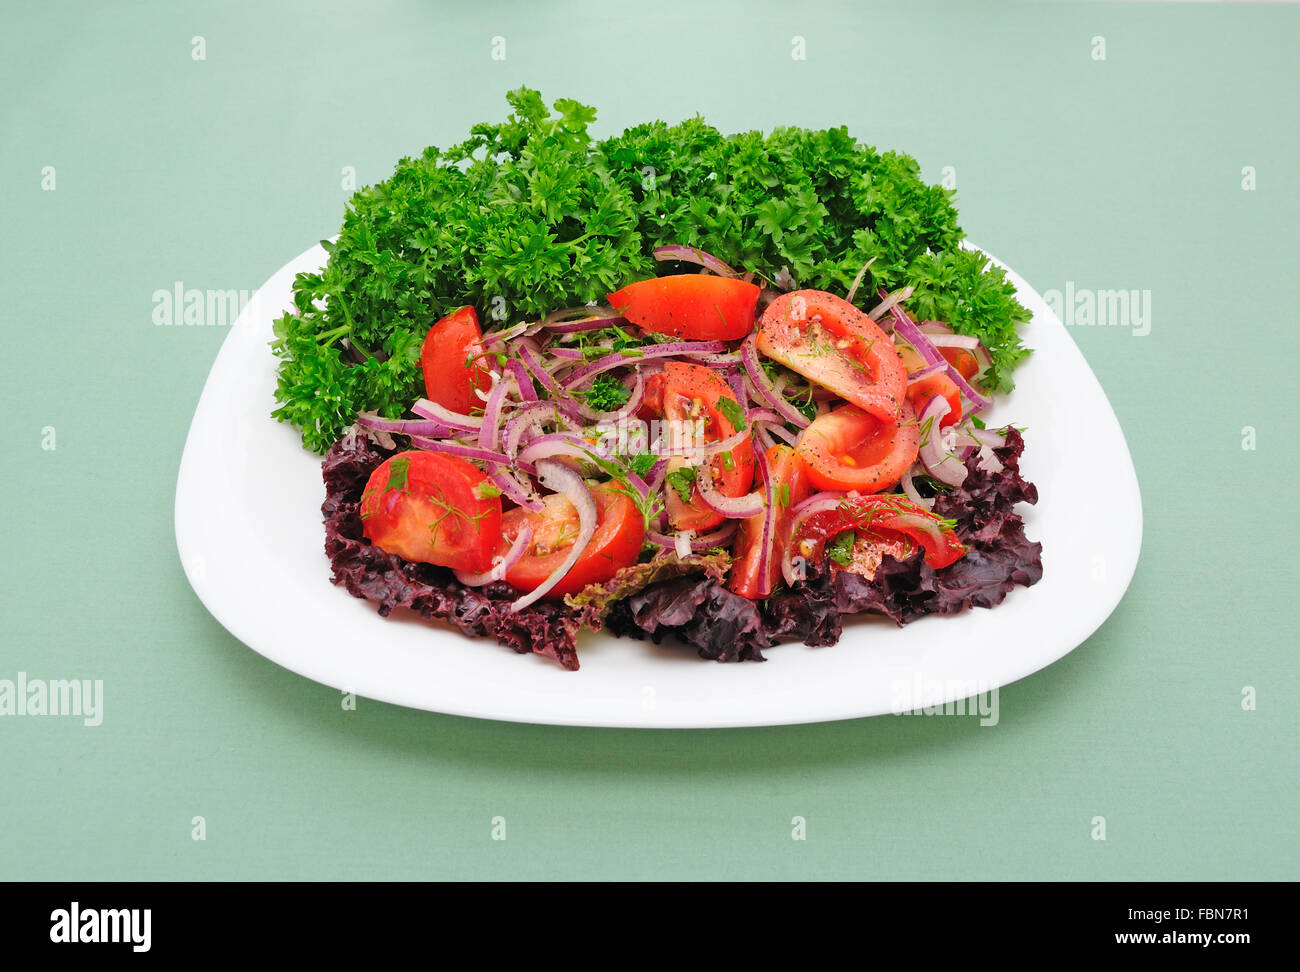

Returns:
273,88,1030,452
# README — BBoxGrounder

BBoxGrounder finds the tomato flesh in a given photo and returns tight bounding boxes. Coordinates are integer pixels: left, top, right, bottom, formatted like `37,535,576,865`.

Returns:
500,485,645,598
607,274,760,341
420,306,492,415
796,402,920,494
756,290,907,423
940,345,980,381
361,451,501,573
659,362,755,532
794,494,966,573
898,344,961,428
729,445,812,599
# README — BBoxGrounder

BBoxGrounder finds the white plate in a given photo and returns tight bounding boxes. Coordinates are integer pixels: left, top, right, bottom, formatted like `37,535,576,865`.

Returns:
175,242,1141,728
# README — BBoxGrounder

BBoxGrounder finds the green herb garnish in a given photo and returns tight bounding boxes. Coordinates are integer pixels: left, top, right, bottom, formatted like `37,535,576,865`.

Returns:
827,530,856,567
665,466,698,503
273,88,1031,453
716,397,746,431
584,372,632,412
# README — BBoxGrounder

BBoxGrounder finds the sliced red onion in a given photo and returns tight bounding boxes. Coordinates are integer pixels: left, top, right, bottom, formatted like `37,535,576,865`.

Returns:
410,398,483,432
969,427,1007,449
560,341,728,390
546,347,585,360
673,530,692,559
453,524,533,587
645,458,668,494
884,297,994,413
868,285,914,322
651,245,741,278
758,422,798,447
751,444,780,597
506,359,538,402
845,256,877,305
356,412,457,439
907,362,947,383
746,408,785,426
725,368,748,407
647,522,739,553
517,432,603,466
968,427,1007,474
503,403,581,459
695,462,765,519
620,470,651,502
773,267,796,291
478,375,511,452
900,466,934,510
927,333,981,350
684,351,743,366
976,446,1004,474
740,335,811,429
407,436,530,470
517,344,561,398
490,467,544,512
545,316,626,334
917,396,967,488
662,424,750,460
509,461,598,612
754,426,776,451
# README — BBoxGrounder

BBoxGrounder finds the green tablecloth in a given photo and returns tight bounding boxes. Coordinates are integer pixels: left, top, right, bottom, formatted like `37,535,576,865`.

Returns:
2,0,1294,880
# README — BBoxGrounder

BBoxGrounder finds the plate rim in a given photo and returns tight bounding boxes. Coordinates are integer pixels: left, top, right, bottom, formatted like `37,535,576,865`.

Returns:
175,240,1143,728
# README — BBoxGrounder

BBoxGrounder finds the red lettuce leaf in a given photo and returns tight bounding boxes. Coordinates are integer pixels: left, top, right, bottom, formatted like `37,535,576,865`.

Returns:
322,431,584,671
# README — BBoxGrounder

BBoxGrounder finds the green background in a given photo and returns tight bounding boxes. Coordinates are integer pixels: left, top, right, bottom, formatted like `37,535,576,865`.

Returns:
2,0,1295,880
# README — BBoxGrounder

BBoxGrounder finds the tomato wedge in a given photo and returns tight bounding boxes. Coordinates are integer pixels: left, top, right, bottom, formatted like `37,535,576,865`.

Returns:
898,344,961,428
607,274,760,341
793,494,966,573
659,362,755,532
499,485,645,598
361,451,501,573
796,401,920,494
420,306,492,414
729,445,812,599
756,289,907,423
940,345,980,381
636,371,666,422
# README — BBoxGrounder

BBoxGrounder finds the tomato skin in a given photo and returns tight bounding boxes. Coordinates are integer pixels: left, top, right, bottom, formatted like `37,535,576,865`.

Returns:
908,372,962,428
420,306,492,414
795,495,966,572
756,290,907,423
636,371,666,422
659,362,755,532
361,451,501,573
729,445,812,599
940,346,980,381
898,344,961,427
499,485,645,598
796,402,920,494
607,275,760,341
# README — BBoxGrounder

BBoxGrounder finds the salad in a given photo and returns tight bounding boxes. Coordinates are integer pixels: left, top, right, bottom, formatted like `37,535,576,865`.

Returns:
279,90,1043,671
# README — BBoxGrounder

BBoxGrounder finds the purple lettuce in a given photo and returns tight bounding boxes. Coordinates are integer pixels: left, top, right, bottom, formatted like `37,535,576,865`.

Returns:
322,431,584,670
605,428,1043,658
319,426,1042,669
